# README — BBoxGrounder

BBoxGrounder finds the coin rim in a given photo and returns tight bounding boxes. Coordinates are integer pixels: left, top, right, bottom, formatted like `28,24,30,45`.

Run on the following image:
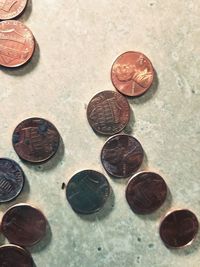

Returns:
110,51,155,97
0,158,25,203
1,203,47,247
0,0,28,20
12,117,61,164
86,90,131,135
66,169,111,215
125,171,168,214
0,20,35,68
159,208,199,249
100,134,144,178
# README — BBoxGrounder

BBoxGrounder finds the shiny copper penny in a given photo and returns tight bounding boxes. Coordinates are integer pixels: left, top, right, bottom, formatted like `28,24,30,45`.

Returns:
101,134,144,178
126,172,167,214
0,20,35,68
1,203,47,247
0,0,28,20
87,90,130,135
12,117,60,164
66,170,110,214
111,51,154,96
159,209,199,248
0,158,25,203
0,244,33,267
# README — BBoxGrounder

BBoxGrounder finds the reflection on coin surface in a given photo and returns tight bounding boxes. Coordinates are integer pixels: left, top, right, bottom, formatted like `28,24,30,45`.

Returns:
0,20,35,67
111,51,154,96
12,117,60,163
101,134,144,178
159,209,199,248
126,172,167,214
66,170,110,214
0,0,28,20
0,158,25,203
0,244,33,267
87,90,130,135
1,204,47,247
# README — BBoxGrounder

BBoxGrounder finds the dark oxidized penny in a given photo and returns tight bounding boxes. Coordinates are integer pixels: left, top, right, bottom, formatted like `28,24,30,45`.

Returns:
101,134,144,178
159,209,199,248
126,172,167,214
0,244,33,267
87,90,130,135
1,204,47,247
12,117,60,164
0,0,28,20
66,170,110,214
0,158,25,203
111,51,154,96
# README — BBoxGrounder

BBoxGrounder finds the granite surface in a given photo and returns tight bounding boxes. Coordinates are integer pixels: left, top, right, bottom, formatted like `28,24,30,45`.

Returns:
0,0,200,266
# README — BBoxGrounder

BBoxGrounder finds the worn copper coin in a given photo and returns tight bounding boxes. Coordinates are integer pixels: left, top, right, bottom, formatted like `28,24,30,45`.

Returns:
111,51,154,96
0,20,35,68
12,117,60,164
66,170,110,214
101,134,144,178
0,158,25,203
87,90,130,135
1,203,47,247
0,244,33,267
159,209,199,248
0,0,28,20
126,172,167,214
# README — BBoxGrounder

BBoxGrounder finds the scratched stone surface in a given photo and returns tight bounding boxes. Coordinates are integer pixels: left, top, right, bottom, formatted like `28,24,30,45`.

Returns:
0,1,200,267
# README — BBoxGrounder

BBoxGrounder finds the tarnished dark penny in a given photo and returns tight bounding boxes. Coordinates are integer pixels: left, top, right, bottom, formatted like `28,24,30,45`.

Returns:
12,117,60,164
101,134,144,178
66,170,110,214
159,209,199,248
111,51,154,96
0,158,25,203
87,90,130,135
126,172,167,214
0,244,33,267
0,20,35,68
1,204,47,247
0,0,28,20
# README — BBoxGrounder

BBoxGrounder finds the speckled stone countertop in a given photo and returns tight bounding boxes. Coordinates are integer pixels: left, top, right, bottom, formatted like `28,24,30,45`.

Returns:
0,1,200,266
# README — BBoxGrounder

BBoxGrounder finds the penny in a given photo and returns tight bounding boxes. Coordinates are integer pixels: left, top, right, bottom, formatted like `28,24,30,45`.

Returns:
0,0,28,20
12,117,60,164
159,209,199,248
101,134,144,178
1,203,47,247
87,90,130,135
66,170,110,214
0,244,33,267
0,20,35,68
0,158,25,203
111,51,154,96
126,172,167,214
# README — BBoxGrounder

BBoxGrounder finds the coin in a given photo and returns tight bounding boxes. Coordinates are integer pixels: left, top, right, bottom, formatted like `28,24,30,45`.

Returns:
0,158,25,203
66,170,110,214
126,172,167,214
159,209,199,248
0,244,33,267
0,0,28,20
87,90,130,135
111,51,154,96
1,203,47,247
0,20,35,68
12,117,60,164
101,134,144,178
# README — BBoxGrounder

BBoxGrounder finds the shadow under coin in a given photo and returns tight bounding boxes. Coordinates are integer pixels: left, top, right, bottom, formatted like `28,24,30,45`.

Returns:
78,187,115,222
0,40,40,76
128,70,159,104
23,137,65,172
0,233,5,246
19,0,33,22
29,221,52,253
123,106,135,135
